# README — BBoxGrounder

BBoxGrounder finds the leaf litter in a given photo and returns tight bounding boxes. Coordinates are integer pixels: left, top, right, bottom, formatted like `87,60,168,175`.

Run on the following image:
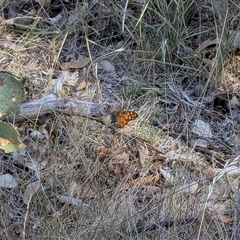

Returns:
0,0,240,239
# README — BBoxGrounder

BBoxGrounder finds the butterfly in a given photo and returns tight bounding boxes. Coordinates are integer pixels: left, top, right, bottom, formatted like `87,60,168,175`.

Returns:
116,108,138,128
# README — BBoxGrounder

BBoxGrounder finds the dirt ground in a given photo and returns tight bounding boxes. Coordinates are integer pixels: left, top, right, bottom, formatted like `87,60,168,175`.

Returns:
1,1,240,239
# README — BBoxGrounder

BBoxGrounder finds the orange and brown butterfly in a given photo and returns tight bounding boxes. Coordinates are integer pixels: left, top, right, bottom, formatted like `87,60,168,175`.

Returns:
115,108,138,128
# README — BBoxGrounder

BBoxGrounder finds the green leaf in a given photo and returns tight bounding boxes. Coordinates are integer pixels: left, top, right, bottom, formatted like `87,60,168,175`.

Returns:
0,121,25,153
0,72,24,118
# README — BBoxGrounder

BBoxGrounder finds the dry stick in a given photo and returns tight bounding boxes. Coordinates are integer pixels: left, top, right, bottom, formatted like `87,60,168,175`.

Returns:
5,94,113,122
23,194,32,240
233,182,240,240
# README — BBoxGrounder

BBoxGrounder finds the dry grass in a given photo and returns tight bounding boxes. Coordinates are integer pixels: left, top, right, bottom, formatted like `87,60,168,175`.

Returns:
0,0,240,239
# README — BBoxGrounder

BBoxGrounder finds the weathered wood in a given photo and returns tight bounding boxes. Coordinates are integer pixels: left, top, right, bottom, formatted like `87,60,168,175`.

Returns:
3,72,117,122
5,94,113,122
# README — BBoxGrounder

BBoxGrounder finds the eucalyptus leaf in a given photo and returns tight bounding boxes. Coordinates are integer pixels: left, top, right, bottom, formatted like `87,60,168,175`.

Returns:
0,72,24,118
0,121,25,153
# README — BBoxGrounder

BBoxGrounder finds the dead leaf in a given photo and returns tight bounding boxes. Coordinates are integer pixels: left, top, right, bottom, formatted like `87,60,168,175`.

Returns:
229,96,240,108
206,201,234,223
138,172,160,185
195,37,220,54
192,119,212,138
121,165,138,186
159,167,174,184
68,181,96,199
56,194,90,209
97,145,112,161
50,13,63,25
139,148,148,167
29,126,49,141
12,150,48,171
77,79,87,91
63,71,79,86
115,41,124,49
69,181,79,196
216,214,233,223
81,184,96,199
166,151,214,176
170,142,179,151
61,57,90,69
112,152,129,164
108,160,117,173
56,194,83,206
108,159,122,174
153,172,160,185
192,138,209,148
191,119,212,147
77,67,88,90
139,175,154,185
0,174,17,188
108,152,129,173
152,153,167,165
23,180,41,204
100,60,115,72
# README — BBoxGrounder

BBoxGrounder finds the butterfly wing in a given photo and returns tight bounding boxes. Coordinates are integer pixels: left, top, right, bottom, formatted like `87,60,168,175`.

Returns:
116,109,138,128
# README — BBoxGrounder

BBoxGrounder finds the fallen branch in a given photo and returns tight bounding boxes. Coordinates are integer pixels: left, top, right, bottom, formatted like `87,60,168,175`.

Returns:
5,94,113,122
4,72,116,122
